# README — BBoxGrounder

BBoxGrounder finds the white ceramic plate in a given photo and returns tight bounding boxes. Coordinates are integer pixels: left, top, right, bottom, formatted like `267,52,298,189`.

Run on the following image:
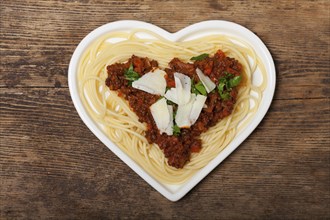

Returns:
68,20,276,201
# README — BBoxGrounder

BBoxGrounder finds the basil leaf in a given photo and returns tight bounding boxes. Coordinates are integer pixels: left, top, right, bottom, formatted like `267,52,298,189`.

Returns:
125,63,140,83
190,53,209,61
166,99,175,105
195,81,207,96
217,73,241,100
217,81,225,94
228,76,242,88
223,71,233,78
125,73,140,81
173,110,176,119
220,92,231,101
218,78,231,100
128,63,133,72
191,79,198,95
192,87,198,95
219,77,227,84
191,78,207,96
173,124,181,136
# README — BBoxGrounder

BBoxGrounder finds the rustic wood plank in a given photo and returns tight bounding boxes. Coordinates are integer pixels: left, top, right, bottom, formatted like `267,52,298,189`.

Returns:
1,0,329,219
1,0,329,100
1,88,329,219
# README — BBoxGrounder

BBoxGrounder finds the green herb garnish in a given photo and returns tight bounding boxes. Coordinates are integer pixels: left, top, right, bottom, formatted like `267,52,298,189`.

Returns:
228,76,242,88
217,78,228,100
125,63,140,85
217,74,242,101
220,91,231,100
190,53,209,61
195,82,207,96
173,109,177,118
218,78,226,93
191,79,207,96
166,99,175,105
191,79,198,95
223,71,233,78
173,124,181,136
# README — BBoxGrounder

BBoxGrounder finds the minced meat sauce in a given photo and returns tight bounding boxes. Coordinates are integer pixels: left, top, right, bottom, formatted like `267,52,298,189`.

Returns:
105,50,242,168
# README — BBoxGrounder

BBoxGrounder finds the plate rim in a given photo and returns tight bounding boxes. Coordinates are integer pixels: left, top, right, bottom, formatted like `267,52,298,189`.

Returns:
68,20,276,202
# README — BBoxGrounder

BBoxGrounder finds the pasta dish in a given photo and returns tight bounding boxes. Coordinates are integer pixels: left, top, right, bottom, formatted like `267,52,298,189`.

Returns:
78,29,267,184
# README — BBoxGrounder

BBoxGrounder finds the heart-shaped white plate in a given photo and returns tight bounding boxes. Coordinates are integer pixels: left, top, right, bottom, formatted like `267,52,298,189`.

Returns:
68,20,276,201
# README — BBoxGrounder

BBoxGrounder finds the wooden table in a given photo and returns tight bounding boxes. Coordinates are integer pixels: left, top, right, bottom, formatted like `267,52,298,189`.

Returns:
1,0,329,219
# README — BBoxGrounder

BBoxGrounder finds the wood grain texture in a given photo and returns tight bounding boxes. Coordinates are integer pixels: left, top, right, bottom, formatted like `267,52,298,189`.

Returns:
1,0,329,219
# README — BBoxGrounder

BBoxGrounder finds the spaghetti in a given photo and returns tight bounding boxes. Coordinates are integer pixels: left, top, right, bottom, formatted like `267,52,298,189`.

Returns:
78,29,267,184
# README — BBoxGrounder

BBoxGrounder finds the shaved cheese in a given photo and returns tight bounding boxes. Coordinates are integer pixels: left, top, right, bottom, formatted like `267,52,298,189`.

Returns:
175,94,207,128
189,95,207,125
164,72,191,105
147,71,208,131
175,94,195,128
163,89,177,104
196,68,216,93
150,98,173,135
174,72,191,99
164,105,173,135
132,69,166,95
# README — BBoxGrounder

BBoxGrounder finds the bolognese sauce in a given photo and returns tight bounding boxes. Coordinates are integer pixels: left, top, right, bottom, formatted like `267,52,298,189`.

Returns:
105,50,242,168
